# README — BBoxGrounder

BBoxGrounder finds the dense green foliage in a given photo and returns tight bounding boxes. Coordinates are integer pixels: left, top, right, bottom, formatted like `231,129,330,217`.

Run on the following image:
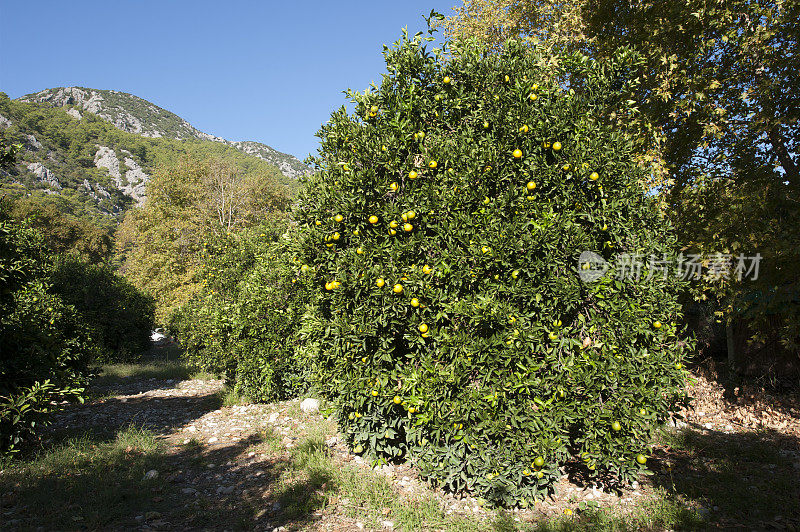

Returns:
289,31,690,505
172,223,312,401
50,258,155,362
7,192,116,263
117,157,290,322
444,0,800,370
0,140,153,454
0,208,94,454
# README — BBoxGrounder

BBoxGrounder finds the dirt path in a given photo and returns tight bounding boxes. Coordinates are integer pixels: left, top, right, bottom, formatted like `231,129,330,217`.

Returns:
6,367,800,531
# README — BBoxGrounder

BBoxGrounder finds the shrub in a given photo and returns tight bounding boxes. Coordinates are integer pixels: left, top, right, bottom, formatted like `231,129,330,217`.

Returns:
174,222,312,400
50,258,155,362
292,30,690,506
0,210,94,455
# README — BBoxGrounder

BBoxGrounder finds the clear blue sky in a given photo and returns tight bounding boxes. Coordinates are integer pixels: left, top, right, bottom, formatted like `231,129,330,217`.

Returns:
0,0,457,160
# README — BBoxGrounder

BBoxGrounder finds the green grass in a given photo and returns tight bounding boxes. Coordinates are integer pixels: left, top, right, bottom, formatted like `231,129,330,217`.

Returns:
94,360,191,386
268,417,480,531
215,385,251,407
0,425,168,530
189,369,219,381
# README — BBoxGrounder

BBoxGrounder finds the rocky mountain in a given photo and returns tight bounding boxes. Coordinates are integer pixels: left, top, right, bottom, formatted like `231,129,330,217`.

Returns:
0,91,298,216
19,87,309,179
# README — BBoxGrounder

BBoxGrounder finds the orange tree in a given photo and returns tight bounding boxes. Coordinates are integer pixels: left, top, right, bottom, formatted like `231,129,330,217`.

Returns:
293,27,690,506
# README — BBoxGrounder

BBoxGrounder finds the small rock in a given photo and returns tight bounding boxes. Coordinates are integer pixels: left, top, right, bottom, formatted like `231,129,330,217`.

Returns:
356,523,365,530
697,507,711,519
382,520,395,529
300,398,320,413
216,486,234,495
268,412,280,423
272,501,282,512
135,515,145,522
248,451,256,458
145,511,161,520
143,470,159,480
631,481,639,489
703,422,713,430
181,488,197,495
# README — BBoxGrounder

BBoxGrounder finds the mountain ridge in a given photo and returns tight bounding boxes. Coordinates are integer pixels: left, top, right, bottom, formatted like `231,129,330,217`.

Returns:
0,90,298,216
18,87,309,179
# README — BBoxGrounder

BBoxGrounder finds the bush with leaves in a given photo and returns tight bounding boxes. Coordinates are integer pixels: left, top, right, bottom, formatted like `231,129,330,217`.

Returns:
292,29,690,506
174,221,312,400
0,209,95,455
49,258,155,362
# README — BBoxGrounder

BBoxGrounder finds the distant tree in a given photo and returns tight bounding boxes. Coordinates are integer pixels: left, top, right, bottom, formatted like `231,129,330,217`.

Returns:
0,131,21,170
117,156,289,322
9,194,115,263
203,159,289,233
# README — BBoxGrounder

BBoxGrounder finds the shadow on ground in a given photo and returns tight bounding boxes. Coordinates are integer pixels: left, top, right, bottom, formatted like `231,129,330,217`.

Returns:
43,391,223,448
650,427,800,529
1,425,332,530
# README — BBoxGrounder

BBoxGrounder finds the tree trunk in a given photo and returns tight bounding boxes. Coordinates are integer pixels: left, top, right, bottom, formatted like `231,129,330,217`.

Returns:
726,316,737,375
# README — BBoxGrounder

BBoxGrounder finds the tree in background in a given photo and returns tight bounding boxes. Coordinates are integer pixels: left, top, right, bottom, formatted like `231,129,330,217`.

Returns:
8,193,115,263
117,156,289,323
443,0,800,372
